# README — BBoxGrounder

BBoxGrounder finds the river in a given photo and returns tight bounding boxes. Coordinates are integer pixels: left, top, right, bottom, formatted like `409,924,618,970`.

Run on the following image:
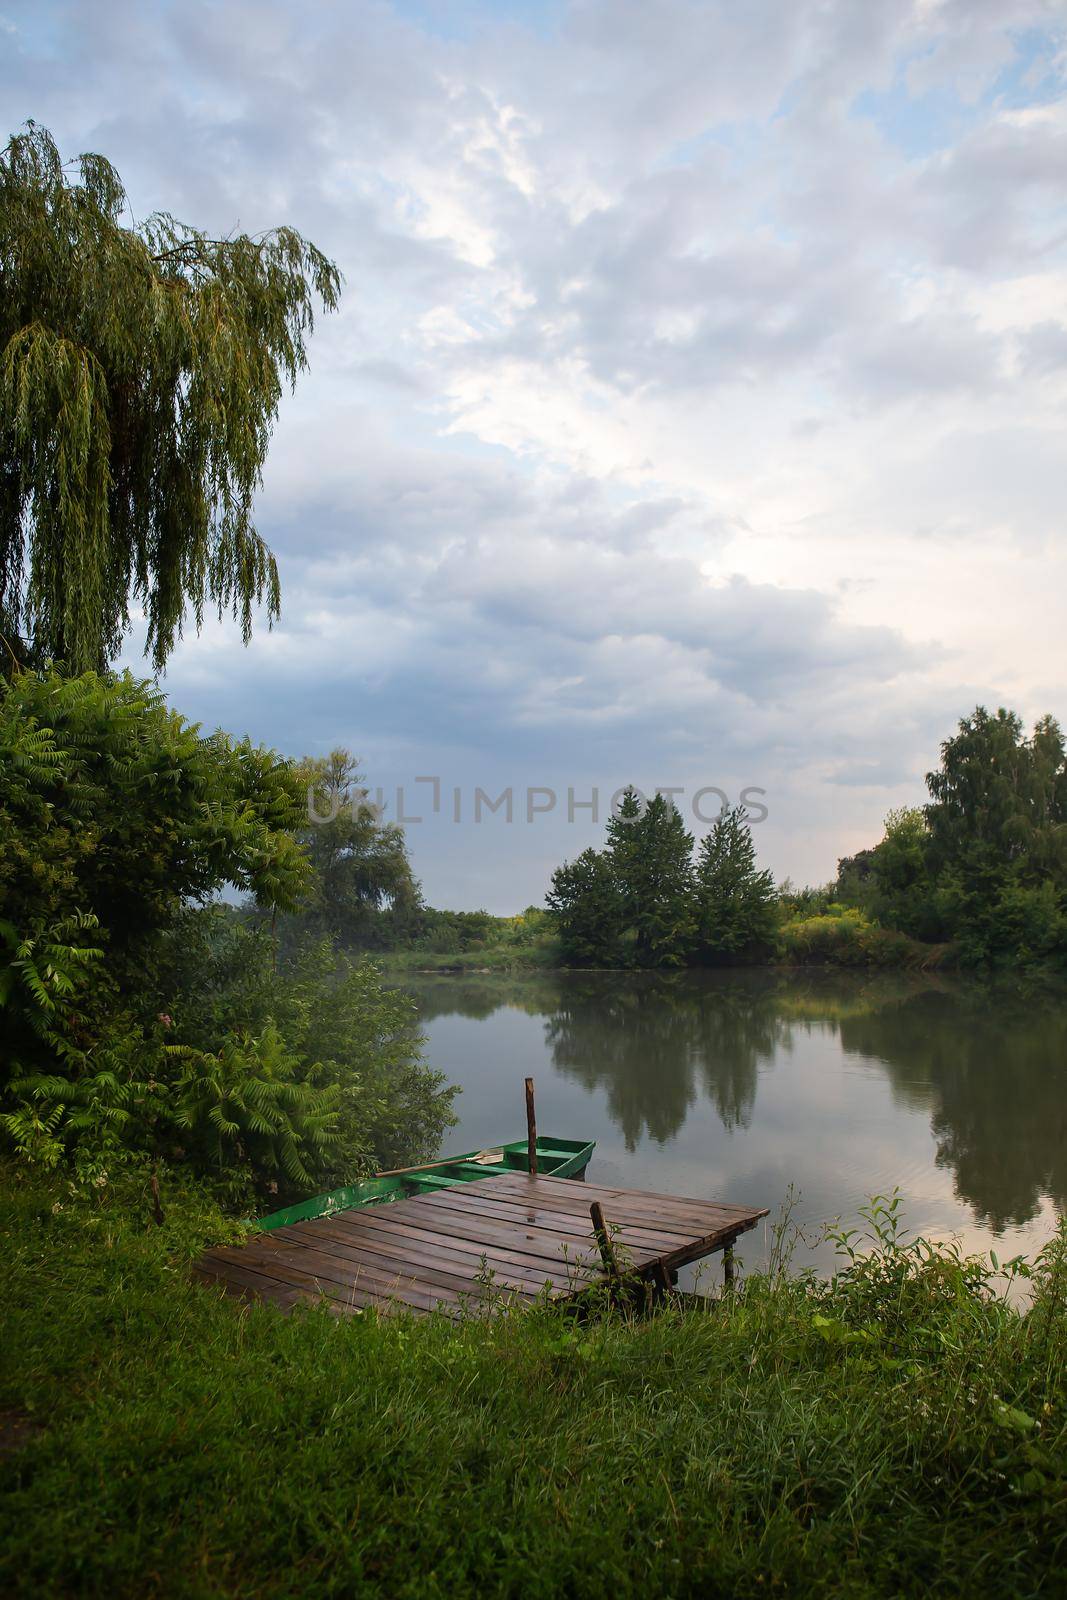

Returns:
398,968,1067,1290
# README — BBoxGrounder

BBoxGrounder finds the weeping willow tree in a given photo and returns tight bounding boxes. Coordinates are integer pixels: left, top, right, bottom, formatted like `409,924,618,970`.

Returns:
0,122,341,672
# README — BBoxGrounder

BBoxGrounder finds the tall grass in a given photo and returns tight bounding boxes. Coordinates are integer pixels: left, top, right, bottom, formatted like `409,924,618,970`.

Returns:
1,1163,1065,1598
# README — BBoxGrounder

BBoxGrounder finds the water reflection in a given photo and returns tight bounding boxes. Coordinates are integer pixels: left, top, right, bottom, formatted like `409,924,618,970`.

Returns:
401,968,1067,1242
544,973,786,1144
839,986,1067,1230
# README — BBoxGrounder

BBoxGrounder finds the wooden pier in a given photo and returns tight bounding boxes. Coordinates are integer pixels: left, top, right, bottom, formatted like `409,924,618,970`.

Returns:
194,1172,768,1318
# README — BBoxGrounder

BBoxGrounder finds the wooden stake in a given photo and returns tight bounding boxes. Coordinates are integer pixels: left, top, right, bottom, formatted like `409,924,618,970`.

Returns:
525,1076,537,1175
590,1200,620,1281
723,1243,735,1289
651,1260,672,1300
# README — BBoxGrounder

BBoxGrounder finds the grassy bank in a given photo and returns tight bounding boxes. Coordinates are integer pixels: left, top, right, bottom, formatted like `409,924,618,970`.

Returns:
377,941,561,974
378,906,956,973
2,1164,1066,1597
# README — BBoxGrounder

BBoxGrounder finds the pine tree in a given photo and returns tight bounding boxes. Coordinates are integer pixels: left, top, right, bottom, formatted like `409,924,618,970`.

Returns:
607,789,696,967
695,806,777,962
546,848,623,965
0,123,340,671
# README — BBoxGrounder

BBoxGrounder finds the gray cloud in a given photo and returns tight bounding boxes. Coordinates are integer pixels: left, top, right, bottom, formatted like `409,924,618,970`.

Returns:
5,0,1066,905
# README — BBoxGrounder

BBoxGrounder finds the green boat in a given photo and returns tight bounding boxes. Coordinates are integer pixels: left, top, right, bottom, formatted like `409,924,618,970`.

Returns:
252,1135,596,1232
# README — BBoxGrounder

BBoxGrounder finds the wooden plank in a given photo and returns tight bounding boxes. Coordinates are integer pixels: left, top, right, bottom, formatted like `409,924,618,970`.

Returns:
205,1242,459,1315
193,1262,310,1310
296,1200,605,1267
481,1175,754,1231
495,1171,766,1221
266,1221,558,1300
270,1218,591,1296
489,1172,765,1227
280,1208,578,1277
406,1196,694,1254
195,1256,382,1313
410,1186,699,1253
312,1199,615,1266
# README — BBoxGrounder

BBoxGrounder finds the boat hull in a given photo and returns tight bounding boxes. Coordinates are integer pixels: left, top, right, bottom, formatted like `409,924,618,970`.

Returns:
253,1136,595,1232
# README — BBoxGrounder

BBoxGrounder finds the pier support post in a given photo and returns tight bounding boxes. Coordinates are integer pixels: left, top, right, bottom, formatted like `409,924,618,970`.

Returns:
590,1201,621,1282
723,1243,736,1290
650,1260,673,1305
525,1076,537,1176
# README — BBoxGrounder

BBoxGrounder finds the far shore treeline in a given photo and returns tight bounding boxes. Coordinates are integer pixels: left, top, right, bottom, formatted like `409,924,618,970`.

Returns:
271,706,1067,977
544,707,1067,972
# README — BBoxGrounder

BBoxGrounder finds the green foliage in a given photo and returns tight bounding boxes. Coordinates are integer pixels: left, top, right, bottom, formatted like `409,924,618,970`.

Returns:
776,905,931,968
287,749,423,950
396,906,560,969
2,1163,1066,1598
921,708,1067,966
0,122,340,670
0,669,452,1194
1,911,455,1199
414,907,499,954
831,709,1067,971
695,806,778,961
837,807,940,940
546,847,625,965
778,880,836,919
606,789,697,967
0,665,307,972
157,910,456,1182
548,791,769,968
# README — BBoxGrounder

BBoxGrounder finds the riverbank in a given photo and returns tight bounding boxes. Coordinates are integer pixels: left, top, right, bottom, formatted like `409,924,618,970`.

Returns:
3,1161,1065,1597
377,910,956,974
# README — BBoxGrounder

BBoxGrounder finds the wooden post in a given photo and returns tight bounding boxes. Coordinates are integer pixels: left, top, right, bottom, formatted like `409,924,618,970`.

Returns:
590,1201,620,1281
723,1243,735,1289
525,1076,537,1175
650,1260,672,1301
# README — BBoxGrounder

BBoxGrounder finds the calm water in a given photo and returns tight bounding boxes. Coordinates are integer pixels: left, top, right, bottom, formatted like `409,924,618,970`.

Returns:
399,969,1067,1289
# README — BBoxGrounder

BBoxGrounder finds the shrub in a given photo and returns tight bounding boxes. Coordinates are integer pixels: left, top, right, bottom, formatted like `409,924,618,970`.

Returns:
777,906,927,968
0,669,453,1197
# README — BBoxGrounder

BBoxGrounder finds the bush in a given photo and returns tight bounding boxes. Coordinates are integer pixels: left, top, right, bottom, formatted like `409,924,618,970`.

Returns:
156,910,457,1184
777,906,932,968
0,668,454,1198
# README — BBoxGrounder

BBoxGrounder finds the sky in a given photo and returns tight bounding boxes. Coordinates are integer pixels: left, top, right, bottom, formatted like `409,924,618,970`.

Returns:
3,0,1067,910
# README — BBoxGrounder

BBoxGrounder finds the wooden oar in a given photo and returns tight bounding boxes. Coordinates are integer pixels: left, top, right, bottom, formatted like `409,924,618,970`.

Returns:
374,1149,505,1180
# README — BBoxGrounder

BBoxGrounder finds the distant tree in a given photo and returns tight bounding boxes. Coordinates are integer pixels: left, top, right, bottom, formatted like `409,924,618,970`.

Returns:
777,879,835,919
295,750,422,948
546,848,624,966
924,708,1067,964
606,790,696,967
694,806,777,962
835,848,877,909
864,807,938,940
0,123,340,671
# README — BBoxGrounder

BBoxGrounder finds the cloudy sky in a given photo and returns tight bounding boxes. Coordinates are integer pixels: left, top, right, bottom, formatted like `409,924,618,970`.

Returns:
4,0,1066,909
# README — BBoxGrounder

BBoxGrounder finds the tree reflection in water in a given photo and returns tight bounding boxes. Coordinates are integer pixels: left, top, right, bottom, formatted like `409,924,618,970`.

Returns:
401,969,1067,1233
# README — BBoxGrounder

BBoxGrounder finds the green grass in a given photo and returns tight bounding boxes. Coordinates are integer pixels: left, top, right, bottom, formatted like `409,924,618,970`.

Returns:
2,1163,1066,1598
376,939,561,974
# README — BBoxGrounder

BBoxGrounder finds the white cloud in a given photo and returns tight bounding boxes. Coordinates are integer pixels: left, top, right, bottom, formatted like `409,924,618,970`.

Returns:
5,0,1067,905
